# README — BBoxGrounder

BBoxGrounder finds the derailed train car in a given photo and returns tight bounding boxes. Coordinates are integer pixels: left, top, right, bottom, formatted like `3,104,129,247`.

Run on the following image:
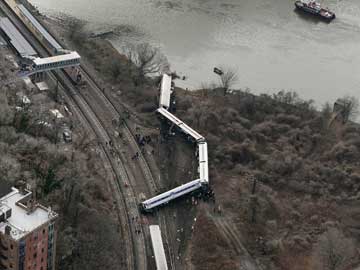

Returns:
197,141,209,183
140,74,211,213
156,108,205,143
159,74,173,110
139,179,208,213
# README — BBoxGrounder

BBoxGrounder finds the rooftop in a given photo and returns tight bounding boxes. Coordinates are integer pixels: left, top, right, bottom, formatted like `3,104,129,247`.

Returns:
0,187,57,240
0,17,37,57
33,51,80,66
17,4,62,51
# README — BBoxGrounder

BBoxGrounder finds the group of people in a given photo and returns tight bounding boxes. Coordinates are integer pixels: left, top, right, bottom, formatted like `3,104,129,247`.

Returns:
132,216,142,234
131,152,139,160
135,133,152,147
203,188,215,202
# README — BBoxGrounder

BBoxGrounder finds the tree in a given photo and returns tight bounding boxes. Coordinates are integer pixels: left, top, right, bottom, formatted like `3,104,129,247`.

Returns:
68,19,86,45
313,228,356,270
218,66,239,95
109,59,123,79
335,96,359,123
125,43,169,83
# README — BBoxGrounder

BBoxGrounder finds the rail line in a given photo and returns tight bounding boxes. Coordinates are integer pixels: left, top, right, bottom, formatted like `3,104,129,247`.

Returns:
79,66,176,269
80,67,161,193
51,73,137,270
1,1,179,268
0,1,142,269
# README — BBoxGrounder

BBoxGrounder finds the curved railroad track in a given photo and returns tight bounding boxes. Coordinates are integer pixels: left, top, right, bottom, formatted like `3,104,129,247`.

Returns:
78,66,176,268
0,2,141,269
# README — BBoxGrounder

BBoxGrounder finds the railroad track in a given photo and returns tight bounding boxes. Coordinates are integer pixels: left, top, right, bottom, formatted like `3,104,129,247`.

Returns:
79,68,159,189
49,73,137,270
213,217,261,270
0,2,141,269
1,1,177,268
79,67,176,269
79,65,178,268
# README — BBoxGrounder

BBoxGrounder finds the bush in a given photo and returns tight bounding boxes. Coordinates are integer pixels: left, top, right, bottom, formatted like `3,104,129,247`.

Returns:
0,104,14,126
138,101,157,113
274,114,301,127
0,155,21,182
265,151,303,176
227,139,258,165
326,142,360,163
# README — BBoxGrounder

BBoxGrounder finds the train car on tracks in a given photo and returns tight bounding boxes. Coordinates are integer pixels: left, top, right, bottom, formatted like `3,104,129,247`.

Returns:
149,225,168,270
16,4,62,53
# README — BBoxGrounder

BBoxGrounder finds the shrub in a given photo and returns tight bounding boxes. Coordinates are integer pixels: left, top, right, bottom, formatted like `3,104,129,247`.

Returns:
274,114,300,127
326,142,360,163
0,104,14,126
227,139,259,165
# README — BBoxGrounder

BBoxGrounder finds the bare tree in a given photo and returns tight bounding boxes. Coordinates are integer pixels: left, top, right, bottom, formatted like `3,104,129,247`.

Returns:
335,96,359,123
125,43,169,83
109,59,123,79
313,228,356,270
218,66,239,95
67,18,86,45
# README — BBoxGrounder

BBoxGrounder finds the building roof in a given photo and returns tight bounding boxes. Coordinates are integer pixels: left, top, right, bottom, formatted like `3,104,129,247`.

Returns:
0,17,37,57
35,81,49,91
33,51,80,66
0,187,57,240
49,109,64,119
17,4,62,51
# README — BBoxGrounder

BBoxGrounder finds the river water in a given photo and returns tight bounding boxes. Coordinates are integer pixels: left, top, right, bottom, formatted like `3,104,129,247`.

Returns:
29,0,360,105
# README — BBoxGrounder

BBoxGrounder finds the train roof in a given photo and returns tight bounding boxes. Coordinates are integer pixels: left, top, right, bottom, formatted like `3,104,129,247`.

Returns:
157,108,205,142
157,108,182,126
199,161,209,183
198,142,208,162
0,17,37,57
143,179,203,205
33,51,80,66
149,225,168,270
198,142,209,183
17,4,62,51
159,74,172,109
185,124,204,142
181,122,204,142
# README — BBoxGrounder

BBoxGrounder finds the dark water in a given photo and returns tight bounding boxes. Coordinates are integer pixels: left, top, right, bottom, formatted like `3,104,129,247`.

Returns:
29,0,360,105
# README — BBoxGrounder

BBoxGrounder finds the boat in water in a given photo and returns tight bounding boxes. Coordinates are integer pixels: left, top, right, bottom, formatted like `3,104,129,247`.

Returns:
295,0,335,21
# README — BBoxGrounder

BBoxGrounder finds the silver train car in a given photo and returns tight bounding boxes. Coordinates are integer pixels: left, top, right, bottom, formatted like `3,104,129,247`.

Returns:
141,73,210,212
198,141,209,183
159,74,173,110
149,225,168,270
156,108,205,143
139,179,207,213
17,4,62,53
